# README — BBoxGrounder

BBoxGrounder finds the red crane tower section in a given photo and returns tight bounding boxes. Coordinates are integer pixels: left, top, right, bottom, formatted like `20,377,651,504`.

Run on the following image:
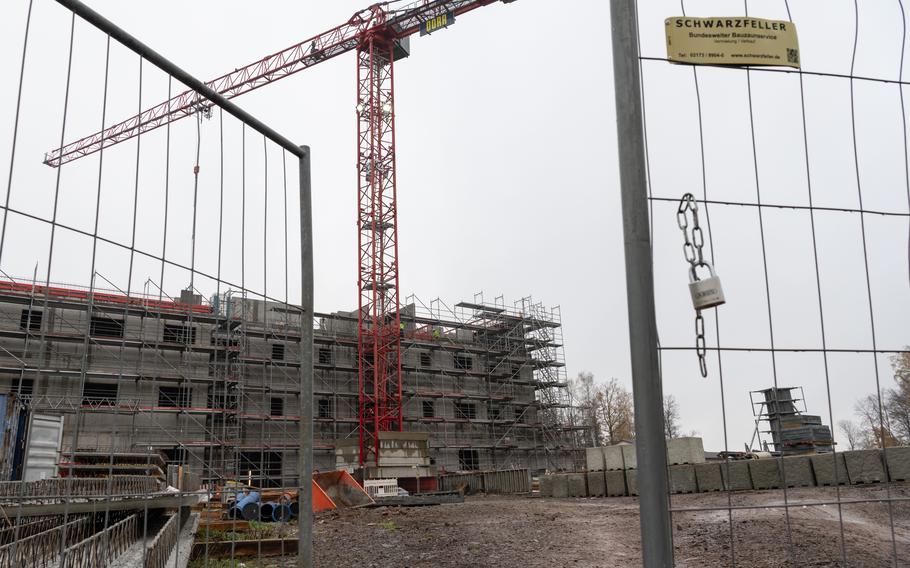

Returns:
43,0,520,468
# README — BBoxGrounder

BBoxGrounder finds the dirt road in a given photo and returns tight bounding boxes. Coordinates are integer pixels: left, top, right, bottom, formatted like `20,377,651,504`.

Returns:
254,484,910,567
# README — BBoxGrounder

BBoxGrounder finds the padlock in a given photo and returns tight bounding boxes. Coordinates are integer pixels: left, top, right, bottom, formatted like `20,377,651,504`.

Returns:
688,264,725,310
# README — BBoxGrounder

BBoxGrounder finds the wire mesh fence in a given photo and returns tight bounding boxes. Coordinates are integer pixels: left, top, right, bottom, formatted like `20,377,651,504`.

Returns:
1,0,312,566
633,0,910,565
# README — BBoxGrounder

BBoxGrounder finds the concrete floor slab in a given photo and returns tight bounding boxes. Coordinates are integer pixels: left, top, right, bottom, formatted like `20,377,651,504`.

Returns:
844,449,885,484
586,447,605,472
782,455,815,487
624,470,637,496
606,470,627,497
885,446,910,481
694,463,724,492
669,464,697,494
603,446,625,470
551,474,569,498
620,444,637,469
540,474,554,497
749,459,782,490
726,461,753,491
811,453,849,486
667,437,705,465
567,473,588,497
587,471,606,497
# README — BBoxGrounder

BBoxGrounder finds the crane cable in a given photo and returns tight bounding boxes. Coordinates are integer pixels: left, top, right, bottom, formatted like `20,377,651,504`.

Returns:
189,112,202,291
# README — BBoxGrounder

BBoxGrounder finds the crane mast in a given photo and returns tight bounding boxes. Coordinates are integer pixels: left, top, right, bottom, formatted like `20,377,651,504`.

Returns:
356,34,403,466
43,0,519,468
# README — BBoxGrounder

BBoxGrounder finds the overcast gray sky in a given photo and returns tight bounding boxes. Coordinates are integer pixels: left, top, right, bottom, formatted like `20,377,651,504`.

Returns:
0,0,908,454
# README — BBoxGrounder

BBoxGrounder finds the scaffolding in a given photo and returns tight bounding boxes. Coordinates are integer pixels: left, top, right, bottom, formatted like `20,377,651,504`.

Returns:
0,273,306,488
0,275,582,484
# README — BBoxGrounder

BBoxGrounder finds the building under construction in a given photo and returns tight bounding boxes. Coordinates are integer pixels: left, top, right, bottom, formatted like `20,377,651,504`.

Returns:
0,278,583,486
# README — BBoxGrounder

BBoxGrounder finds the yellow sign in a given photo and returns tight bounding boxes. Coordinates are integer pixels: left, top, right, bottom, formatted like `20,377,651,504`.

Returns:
665,17,800,68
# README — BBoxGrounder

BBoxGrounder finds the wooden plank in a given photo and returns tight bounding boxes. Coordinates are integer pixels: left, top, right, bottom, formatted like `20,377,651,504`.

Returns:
197,520,250,532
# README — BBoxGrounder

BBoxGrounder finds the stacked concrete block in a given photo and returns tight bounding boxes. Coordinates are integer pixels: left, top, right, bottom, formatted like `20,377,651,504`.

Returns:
539,474,554,497
885,446,910,481
781,455,815,488
567,473,588,497
586,447,605,472
810,452,849,486
603,445,625,470
844,449,885,484
606,470,627,496
666,437,705,465
749,459,782,490
551,473,569,498
620,443,637,469
587,471,606,497
669,464,697,494
694,462,725,492
726,461,753,491
624,469,638,496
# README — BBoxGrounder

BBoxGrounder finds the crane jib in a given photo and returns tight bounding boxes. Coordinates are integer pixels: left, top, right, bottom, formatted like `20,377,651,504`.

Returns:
420,11,455,36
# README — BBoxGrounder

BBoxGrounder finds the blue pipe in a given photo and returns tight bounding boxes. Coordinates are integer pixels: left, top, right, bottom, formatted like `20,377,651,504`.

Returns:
259,502,276,522
272,503,292,522
229,491,260,520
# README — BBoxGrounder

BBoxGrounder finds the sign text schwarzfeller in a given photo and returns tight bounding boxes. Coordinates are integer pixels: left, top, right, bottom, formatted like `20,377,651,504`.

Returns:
665,17,800,68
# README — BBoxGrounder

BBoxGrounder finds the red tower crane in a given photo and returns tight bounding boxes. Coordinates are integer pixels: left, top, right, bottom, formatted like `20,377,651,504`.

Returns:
44,0,520,467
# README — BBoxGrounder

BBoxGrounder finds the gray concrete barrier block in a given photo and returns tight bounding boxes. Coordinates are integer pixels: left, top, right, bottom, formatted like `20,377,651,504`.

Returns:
694,462,724,492
586,447,605,472
606,470,627,497
782,455,815,488
667,437,706,465
749,459,782,490
624,469,638,496
844,449,885,484
551,473,569,498
587,471,606,497
669,464,697,494
620,443,637,469
603,445,625,470
885,446,910,481
726,460,753,491
539,474,554,497
567,473,588,497
811,453,849,486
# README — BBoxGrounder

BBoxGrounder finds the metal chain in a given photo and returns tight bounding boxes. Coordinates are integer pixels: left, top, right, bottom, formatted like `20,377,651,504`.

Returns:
678,193,709,378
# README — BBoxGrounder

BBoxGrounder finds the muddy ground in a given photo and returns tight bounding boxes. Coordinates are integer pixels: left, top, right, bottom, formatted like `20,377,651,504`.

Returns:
249,484,910,567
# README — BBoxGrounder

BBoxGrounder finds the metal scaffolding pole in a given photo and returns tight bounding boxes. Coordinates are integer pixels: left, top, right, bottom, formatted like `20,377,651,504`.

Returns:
609,1,673,566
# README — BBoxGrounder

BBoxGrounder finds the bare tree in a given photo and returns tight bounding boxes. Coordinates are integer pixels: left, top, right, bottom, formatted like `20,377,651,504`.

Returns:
837,419,860,451
663,395,680,439
571,371,602,446
854,393,899,449
596,378,634,444
887,348,910,444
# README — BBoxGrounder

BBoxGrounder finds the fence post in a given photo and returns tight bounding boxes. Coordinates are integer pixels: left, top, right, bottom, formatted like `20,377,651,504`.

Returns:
298,145,314,568
609,1,673,566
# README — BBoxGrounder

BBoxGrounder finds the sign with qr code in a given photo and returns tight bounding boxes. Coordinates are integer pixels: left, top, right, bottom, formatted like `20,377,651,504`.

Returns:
665,17,800,68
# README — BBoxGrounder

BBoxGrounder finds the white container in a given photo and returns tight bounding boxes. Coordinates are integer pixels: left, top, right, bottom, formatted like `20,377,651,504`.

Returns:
22,413,64,481
363,478,399,498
